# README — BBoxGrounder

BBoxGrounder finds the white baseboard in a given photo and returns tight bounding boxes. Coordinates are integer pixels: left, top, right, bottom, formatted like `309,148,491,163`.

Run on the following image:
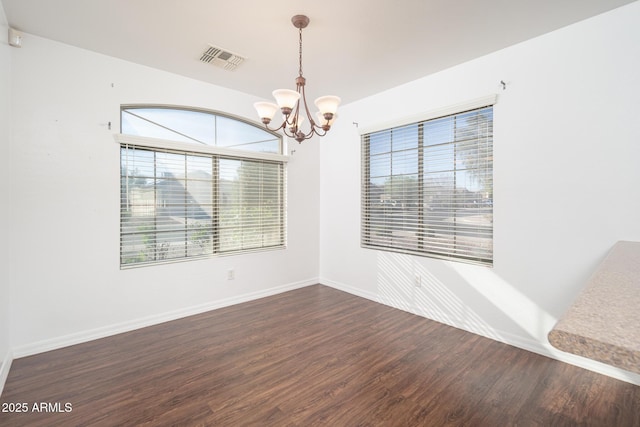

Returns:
320,278,640,386
0,349,13,397
320,277,380,302
12,278,318,359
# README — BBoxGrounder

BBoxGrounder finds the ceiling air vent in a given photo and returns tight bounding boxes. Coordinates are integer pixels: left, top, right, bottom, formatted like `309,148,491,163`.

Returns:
199,45,245,71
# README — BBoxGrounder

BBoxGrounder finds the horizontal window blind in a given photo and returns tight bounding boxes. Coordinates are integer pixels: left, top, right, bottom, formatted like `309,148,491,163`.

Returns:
120,144,285,267
218,158,285,253
361,106,493,266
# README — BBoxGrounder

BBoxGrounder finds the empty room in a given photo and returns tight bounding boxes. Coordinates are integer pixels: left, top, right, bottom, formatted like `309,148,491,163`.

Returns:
1,0,639,425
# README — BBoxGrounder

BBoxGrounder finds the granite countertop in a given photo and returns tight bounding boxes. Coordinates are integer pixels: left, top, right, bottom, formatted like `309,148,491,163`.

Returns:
548,241,640,374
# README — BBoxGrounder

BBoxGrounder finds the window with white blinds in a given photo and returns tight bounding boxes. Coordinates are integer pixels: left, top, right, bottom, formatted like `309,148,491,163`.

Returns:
361,105,493,266
119,106,285,268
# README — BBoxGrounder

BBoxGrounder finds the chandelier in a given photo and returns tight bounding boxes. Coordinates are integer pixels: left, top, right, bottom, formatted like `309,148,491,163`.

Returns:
254,15,341,143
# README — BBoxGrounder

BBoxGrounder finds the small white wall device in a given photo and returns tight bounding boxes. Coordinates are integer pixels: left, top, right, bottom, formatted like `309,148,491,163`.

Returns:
9,28,23,48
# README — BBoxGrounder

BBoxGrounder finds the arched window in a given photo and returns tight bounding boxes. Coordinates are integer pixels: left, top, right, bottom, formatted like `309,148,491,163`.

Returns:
117,106,286,268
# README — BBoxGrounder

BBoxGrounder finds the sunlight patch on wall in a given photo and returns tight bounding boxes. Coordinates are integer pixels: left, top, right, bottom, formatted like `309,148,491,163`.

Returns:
376,252,414,312
449,263,557,342
414,263,503,341
376,252,502,341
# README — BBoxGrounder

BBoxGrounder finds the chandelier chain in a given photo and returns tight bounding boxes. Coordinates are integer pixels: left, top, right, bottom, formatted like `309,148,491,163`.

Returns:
298,27,303,77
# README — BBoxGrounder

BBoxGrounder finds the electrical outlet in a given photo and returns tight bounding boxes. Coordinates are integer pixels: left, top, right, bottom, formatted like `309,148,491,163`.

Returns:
227,269,235,280
414,274,421,287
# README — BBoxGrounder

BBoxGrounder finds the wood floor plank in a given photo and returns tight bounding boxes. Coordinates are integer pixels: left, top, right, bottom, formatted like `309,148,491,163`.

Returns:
1,284,638,426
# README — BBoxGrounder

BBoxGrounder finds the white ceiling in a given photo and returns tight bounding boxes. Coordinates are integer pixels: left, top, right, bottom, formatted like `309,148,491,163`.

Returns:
2,0,635,105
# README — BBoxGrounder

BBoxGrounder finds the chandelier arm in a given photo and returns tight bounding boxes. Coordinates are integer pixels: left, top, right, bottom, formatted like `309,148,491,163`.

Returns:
314,127,329,137
306,125,329,139
284,106,297,127
299,82,332,133
263,122,286,133
299,84,318,130
292,98,301,128
261,118,293,136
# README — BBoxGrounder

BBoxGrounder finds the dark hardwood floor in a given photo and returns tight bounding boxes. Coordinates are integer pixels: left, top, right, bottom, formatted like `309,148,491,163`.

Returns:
1,284,638,426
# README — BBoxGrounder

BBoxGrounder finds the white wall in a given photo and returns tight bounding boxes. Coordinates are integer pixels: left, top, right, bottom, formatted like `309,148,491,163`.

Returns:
8,34,320,355
0,2,13,392
319,2,640,384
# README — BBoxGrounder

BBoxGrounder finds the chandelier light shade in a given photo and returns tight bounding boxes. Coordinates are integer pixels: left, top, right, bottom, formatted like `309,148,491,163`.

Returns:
254,15,341,143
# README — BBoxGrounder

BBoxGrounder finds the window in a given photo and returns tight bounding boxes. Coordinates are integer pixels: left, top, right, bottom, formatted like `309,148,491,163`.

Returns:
361,104,493,266
119,106,286,268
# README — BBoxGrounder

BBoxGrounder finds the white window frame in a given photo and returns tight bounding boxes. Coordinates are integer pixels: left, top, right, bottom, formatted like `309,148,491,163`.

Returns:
117,106,287,268
361,96,495,266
